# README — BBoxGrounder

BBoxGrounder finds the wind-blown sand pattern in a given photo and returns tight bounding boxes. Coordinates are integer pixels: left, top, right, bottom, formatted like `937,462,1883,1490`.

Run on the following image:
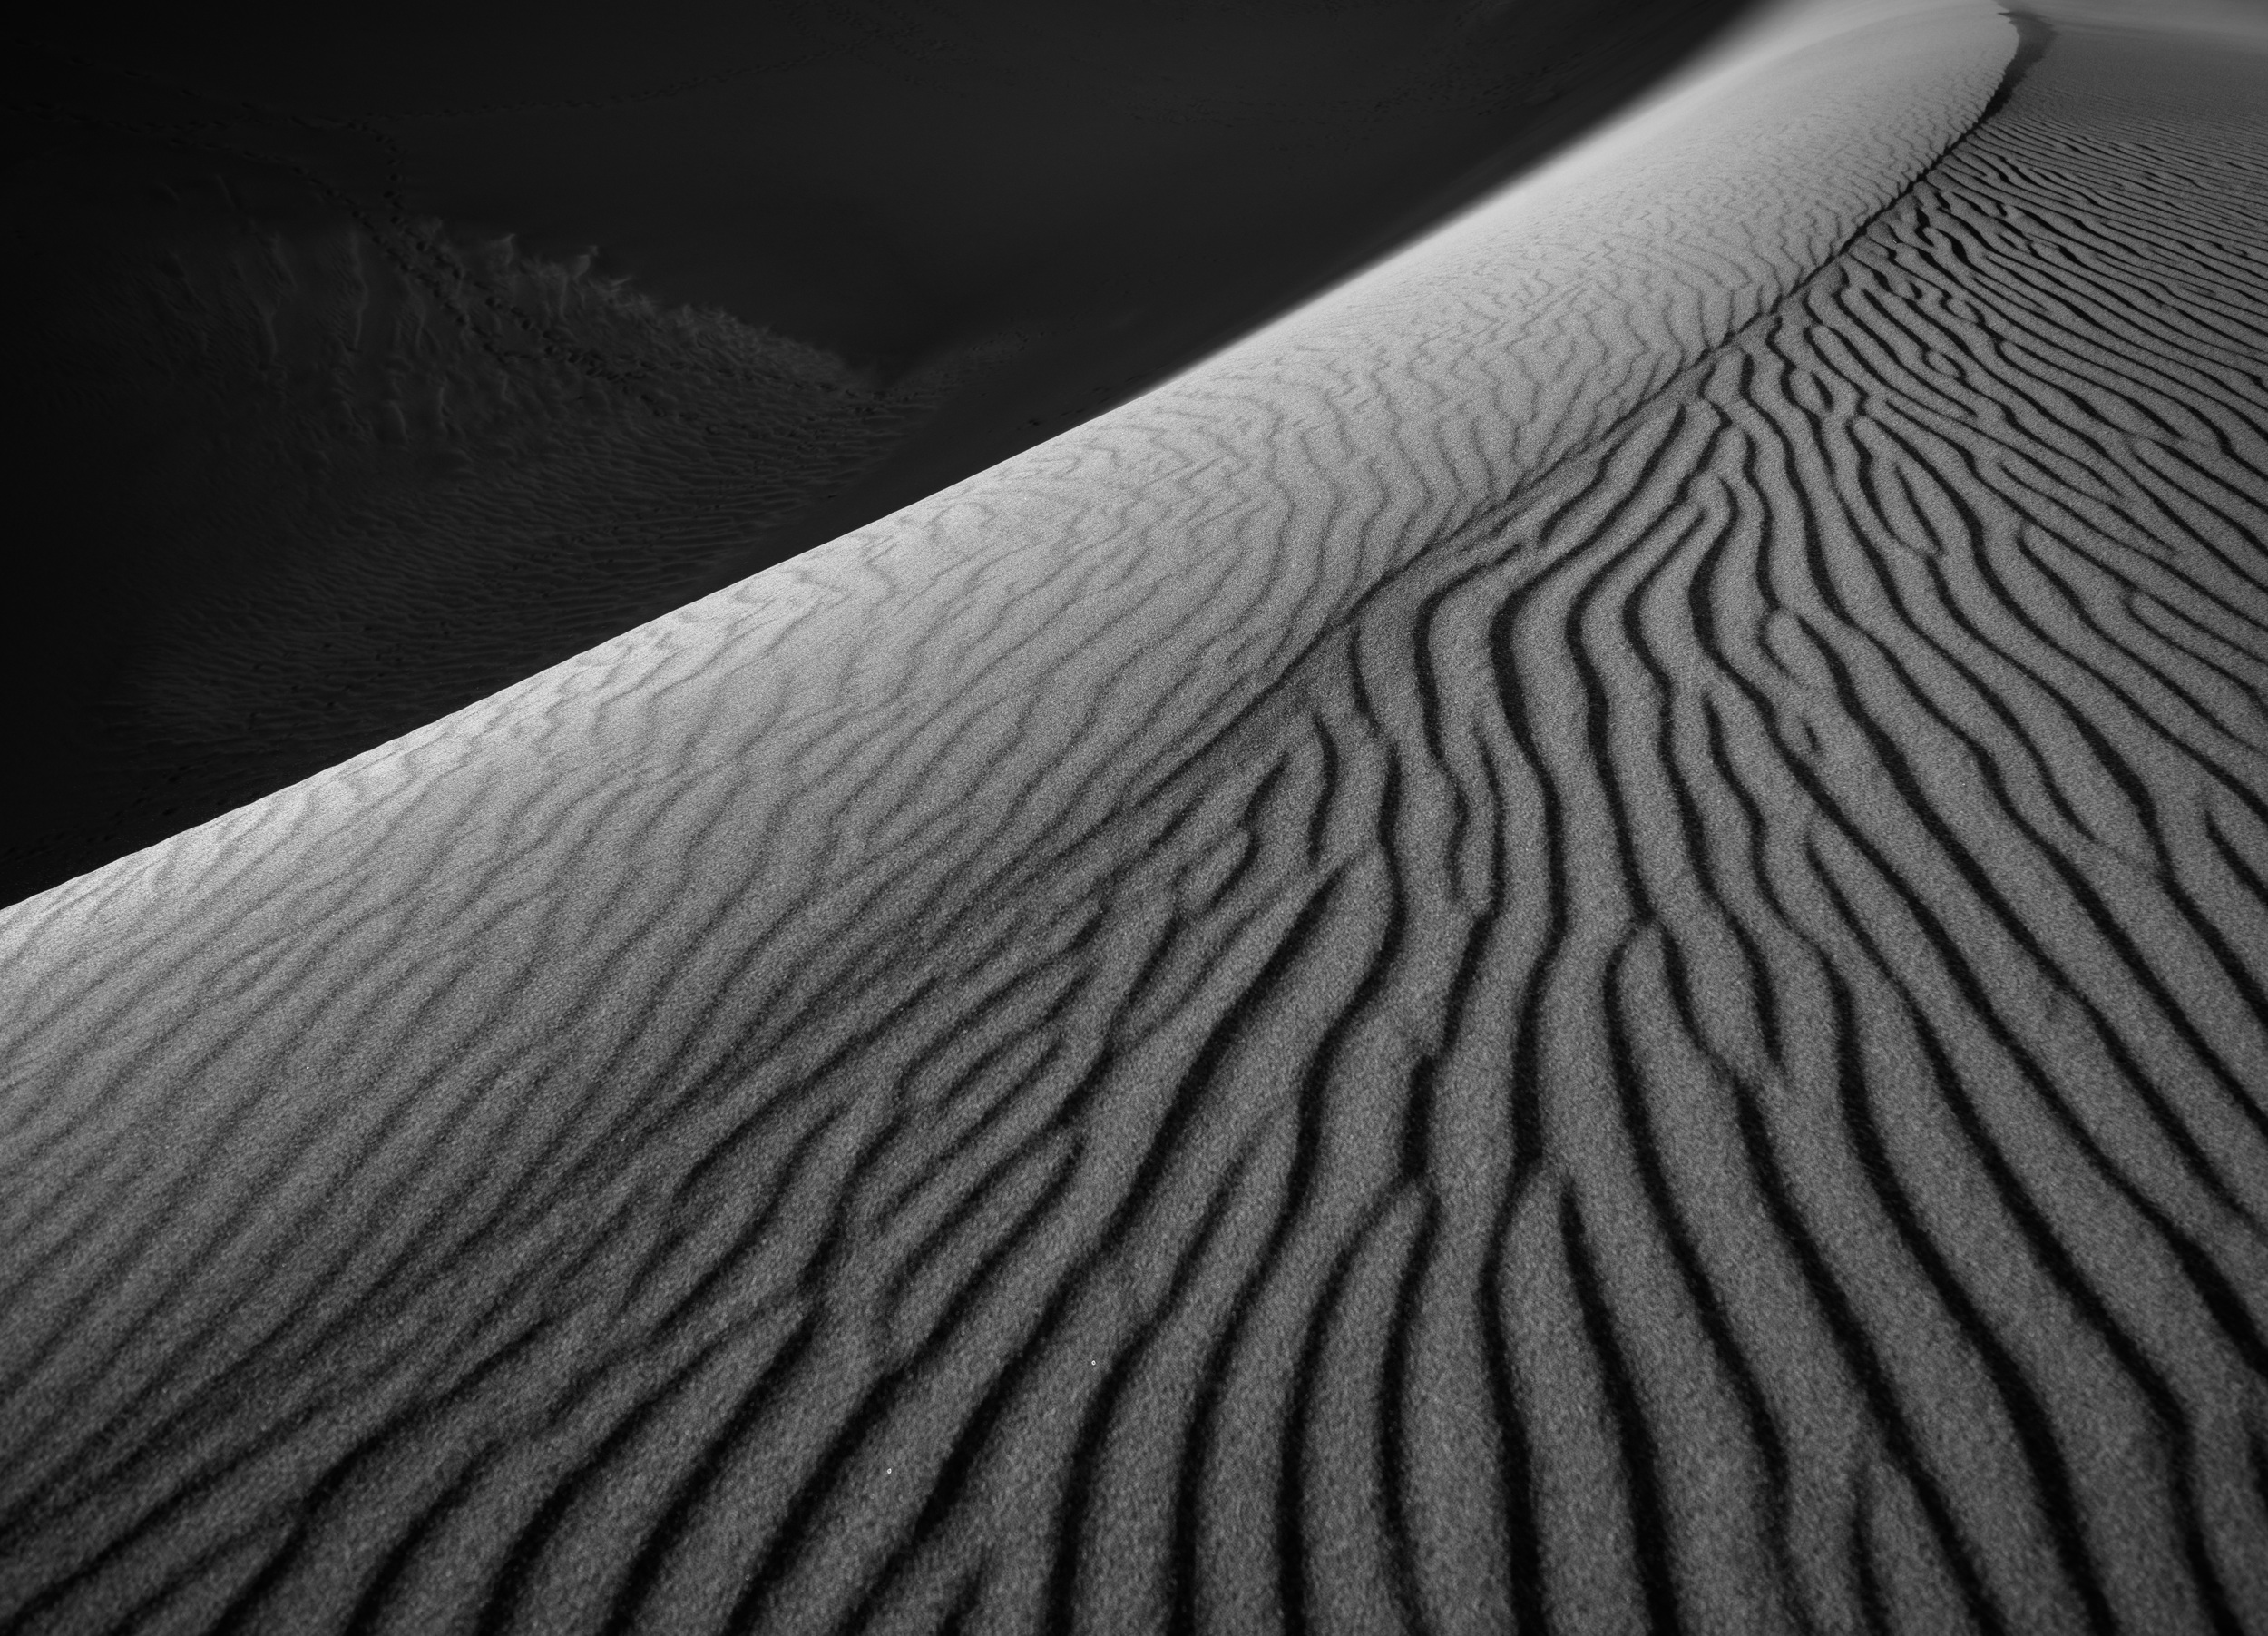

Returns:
5,0,2268,1630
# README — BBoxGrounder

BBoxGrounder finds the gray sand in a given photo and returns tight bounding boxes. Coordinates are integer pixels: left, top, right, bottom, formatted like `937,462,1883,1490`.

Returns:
5,1,2266,1630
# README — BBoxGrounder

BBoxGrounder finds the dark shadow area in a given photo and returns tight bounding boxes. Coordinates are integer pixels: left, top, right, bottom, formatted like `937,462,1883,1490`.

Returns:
0,0,1752,905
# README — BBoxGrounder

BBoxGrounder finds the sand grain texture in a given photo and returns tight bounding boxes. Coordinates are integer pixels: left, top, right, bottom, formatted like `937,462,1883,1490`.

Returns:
6,1,2268,1631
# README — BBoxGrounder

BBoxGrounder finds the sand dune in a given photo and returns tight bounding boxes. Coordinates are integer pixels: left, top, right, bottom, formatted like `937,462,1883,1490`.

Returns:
6,0,2268,1631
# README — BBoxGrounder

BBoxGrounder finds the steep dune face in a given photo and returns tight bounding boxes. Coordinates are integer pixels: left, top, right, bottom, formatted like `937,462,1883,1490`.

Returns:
8,1,2268,1631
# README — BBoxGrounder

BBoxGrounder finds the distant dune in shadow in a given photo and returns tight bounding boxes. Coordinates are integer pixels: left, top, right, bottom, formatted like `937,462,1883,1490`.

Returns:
7,0,2268,1631
0,0,1747,906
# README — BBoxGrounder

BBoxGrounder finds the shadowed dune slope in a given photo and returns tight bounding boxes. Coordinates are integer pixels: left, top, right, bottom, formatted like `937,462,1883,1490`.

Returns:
0,217,954,898
10,1,2268,1631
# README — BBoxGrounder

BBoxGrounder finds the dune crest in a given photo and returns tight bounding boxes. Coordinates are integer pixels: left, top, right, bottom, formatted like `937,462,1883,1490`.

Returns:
3,0,2011,1004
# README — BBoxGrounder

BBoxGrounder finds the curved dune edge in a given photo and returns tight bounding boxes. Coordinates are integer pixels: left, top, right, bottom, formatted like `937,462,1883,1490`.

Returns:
50,2,2268,1633
2,0,2013,1005
0,0,1768,916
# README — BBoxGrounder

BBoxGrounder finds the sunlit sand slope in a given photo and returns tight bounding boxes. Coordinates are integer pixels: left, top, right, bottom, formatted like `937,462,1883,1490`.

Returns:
17,2,2268,1631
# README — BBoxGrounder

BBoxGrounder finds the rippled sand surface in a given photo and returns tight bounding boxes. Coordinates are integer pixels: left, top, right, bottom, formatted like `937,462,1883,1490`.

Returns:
6,2,2268,1631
